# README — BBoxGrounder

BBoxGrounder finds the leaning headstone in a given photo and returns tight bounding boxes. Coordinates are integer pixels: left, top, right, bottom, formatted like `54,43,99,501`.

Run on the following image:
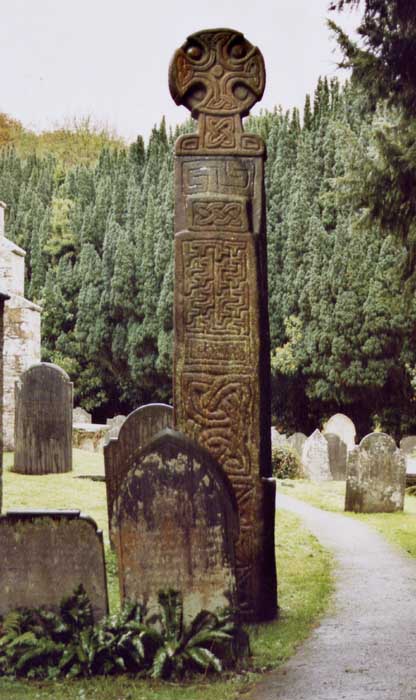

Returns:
302,429,332,482
345,433,406,513
288,432,307,458
0,289,10,511
73,407,92,424
104,403,173,537
0,510,108,620
14,363,73,474
323,413,356,450
324,433,348,480
169,28,277,621
112,428,238,620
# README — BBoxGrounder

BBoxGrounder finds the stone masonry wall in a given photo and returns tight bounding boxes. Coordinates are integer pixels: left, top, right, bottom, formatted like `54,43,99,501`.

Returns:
0,203,41,450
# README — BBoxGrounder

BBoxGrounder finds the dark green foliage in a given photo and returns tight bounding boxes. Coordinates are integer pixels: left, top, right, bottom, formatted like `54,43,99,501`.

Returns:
271,445,302,480
0,587,247,682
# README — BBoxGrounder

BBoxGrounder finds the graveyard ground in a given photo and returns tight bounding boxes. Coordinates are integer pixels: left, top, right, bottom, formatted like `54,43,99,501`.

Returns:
0,451,333,700
280,479,416,557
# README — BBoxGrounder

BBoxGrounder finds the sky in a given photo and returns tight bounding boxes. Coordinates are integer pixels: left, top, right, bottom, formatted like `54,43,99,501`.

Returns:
0,0,362,143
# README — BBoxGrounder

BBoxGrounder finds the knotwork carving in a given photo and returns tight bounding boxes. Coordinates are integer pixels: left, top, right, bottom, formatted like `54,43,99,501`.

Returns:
169,29,265,154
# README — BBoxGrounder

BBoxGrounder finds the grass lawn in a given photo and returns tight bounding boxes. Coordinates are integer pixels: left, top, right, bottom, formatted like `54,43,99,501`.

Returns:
0,451,334,700
281,479,416,558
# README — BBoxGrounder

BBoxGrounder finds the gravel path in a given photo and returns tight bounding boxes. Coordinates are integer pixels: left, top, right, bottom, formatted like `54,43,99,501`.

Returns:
247,492,416,700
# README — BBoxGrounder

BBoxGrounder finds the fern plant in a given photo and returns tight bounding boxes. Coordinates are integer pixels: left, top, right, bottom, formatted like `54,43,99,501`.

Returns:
150,590,249,680
0,586,248,680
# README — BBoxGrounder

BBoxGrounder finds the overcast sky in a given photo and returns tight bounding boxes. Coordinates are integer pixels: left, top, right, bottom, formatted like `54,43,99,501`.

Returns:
0,0,361,142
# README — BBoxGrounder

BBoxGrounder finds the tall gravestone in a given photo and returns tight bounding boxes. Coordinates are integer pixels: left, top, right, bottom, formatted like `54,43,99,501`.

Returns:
345,433,406,513
14,363,73,474
169,28,277,621
288,432,307,458
324,433,347,480
302,429,332,482
112,429,238,621
0,290,10,512
104,403,173,540
0,510,108,620
323,413,356,450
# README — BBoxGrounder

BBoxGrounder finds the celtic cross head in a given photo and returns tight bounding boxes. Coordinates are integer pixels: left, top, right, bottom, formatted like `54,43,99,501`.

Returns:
169,28,265,119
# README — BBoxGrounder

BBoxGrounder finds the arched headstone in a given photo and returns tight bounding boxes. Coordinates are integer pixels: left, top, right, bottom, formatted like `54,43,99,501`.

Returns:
112,428,238,620
104,403,173,538
14,363,73,474
302,429,332,482
345,433,406,513
323,413,356,450
324,433,348,480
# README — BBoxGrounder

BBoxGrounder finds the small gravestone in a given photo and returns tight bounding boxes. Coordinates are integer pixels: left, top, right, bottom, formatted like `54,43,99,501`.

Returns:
73,407,92,424
106,415,126,429
400,436,416,455
345,433,406,513
271,428,288,447
323,413,356,450
324,433,347,480
0,510,108,620
14,363,73,474
302,429,332,482
288,432,307,458
104,403,173,537
112,428,238,620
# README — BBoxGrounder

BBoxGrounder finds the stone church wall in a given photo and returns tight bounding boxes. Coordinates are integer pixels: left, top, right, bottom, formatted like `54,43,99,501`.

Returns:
0,202,41,450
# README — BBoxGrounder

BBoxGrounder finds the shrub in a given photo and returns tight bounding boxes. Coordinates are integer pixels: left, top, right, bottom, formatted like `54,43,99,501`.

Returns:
271,444,301,479
0,586,248,681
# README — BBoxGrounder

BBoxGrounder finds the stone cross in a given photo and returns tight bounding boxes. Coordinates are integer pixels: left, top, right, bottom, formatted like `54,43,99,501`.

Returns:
169,28,277,621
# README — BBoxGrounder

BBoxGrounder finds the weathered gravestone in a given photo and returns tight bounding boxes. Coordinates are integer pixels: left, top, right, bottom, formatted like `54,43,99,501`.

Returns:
104,415,127,444
0,289,10,511
323,413,356,450
400,435,416,456
14,363,73,474
324,433,348,480
302,429,332,482
271,428,288,447
345,433,406,513
104,403,173,540
112,428,238,620
169,28,277,621
73,406,92,424
0,510,108,620
400,436,416,485
288,432,307,458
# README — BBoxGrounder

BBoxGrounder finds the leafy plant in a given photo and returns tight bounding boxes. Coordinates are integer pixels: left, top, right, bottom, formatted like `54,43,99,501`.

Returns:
149,590,249,680
0,586,248,681
272,445,302,479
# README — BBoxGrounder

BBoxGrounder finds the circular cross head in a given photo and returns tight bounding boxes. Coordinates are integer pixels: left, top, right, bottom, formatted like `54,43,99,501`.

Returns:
169,28,266,119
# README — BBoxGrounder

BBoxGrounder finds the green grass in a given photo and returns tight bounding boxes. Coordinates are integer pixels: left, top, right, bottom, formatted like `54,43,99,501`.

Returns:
0,454,334,700
283,478,416,557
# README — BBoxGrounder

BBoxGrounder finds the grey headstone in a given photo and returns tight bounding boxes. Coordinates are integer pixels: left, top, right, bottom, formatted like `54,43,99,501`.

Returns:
345,433,406,513
104,403,173,541
271,428,288,447
400,436,416,455
106,415,126,429
14,363,73,474
73,407,92,424
323,413,356,450
112,428,238,620
288,432,307,458
302,429,332,482
324,433,348,480
0,510,108,620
